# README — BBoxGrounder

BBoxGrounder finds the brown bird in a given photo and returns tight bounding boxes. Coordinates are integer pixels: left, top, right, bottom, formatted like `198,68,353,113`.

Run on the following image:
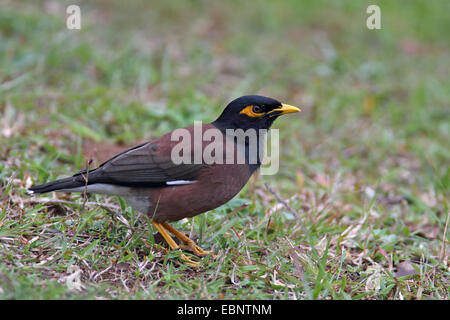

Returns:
28,95,300,264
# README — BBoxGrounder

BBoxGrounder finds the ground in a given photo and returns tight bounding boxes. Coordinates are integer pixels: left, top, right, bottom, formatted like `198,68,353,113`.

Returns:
0,0,449,299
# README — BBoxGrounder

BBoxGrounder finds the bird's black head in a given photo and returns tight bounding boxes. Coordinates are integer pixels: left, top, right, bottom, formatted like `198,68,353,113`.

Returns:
212,95,300,131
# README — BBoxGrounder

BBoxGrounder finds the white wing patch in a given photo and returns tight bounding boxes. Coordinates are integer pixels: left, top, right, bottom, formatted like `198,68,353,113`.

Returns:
165,180,197,186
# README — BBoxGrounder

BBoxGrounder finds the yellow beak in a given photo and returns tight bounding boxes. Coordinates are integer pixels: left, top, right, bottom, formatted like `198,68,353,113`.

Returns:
269,103,301,115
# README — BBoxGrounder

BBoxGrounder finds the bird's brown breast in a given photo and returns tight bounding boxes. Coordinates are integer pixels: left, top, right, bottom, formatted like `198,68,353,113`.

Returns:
148,163,251,222
140,123,251,221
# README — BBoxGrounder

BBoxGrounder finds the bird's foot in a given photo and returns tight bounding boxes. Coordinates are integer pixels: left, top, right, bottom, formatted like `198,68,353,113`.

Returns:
161,222,216,258
152,221,207,267
179,241,215,257
180,252,201,267
160,244,200,267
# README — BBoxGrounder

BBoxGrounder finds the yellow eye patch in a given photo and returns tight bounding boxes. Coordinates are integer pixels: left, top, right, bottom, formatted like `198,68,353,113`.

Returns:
239,105,264,118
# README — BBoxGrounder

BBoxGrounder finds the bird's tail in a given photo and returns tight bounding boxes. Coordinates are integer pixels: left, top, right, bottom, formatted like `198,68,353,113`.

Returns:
27,176,85,194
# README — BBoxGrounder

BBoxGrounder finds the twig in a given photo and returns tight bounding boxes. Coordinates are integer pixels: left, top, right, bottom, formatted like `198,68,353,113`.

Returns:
230,262,241,286
264,183,308,236
21,198,121,212
264,183,299,218
209,248,229,281
286,237,313,299
440,210,449,266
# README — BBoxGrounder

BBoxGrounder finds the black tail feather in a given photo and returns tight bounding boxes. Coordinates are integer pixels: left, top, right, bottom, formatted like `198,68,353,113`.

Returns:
28,176,85,194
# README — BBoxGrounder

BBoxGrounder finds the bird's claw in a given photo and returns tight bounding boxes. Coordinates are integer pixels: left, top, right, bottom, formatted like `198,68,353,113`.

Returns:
180,242,216,258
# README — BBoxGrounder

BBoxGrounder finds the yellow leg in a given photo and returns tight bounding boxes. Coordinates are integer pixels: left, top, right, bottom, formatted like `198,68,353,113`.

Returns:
151,221,199,266
162,222,215,257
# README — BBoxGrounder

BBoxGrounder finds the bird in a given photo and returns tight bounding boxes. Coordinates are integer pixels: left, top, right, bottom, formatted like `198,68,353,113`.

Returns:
28,95,300,265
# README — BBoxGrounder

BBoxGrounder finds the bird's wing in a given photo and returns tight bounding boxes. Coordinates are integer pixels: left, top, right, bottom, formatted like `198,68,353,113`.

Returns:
75,141,205,187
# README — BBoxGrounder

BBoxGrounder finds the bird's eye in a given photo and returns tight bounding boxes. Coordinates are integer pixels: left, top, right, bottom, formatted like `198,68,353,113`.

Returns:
239,105,265,117
252,105,263,113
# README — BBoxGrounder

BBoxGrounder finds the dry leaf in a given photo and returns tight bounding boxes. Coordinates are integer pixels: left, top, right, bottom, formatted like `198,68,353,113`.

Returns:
419,224,440,239
296,169,305,190
400,39,425,56
363,95,375,116
365,265,383,291
62,265,85,291
395,261,419,277
271,270,295,289
314,173,329,187
406,222,440,239
364,186,376,199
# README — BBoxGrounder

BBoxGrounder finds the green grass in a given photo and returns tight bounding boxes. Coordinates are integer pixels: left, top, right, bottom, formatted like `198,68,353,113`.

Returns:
0,0,449,299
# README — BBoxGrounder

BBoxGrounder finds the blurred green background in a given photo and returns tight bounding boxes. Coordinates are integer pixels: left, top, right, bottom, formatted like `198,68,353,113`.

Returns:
0,0,448,299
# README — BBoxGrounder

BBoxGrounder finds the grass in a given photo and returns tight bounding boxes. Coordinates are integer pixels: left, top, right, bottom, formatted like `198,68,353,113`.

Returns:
0,0,449,299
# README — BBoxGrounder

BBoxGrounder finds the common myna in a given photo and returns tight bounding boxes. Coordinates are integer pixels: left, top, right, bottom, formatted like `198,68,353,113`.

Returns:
28,95,300,264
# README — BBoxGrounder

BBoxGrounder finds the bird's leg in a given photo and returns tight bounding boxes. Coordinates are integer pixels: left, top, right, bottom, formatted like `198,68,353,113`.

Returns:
161,222,215,257
151,221,199,266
